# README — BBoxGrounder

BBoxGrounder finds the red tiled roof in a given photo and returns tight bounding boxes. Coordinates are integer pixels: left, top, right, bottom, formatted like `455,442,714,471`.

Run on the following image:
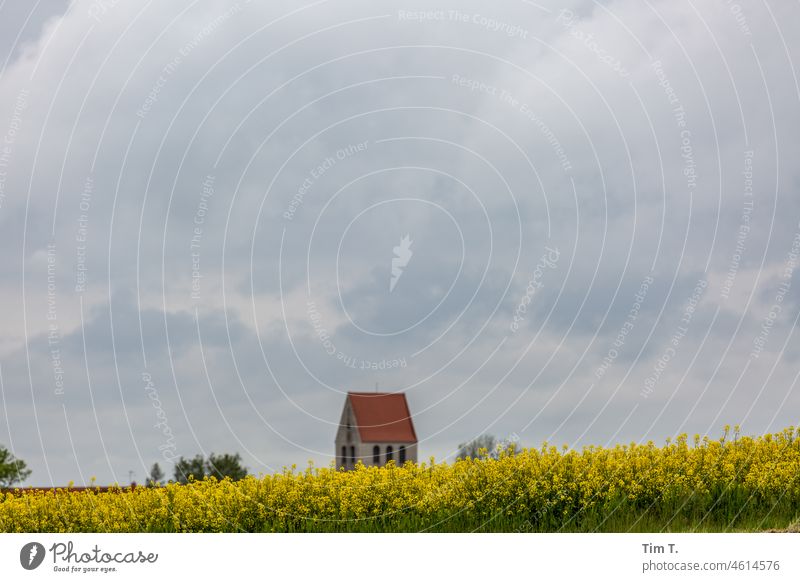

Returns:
348,392,417,443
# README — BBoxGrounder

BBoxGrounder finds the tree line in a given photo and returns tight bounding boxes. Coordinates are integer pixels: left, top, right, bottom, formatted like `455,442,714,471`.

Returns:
0,444,248,488
3,435,515,488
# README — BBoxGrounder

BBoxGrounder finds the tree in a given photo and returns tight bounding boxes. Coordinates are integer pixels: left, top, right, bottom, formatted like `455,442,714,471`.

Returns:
457,434,521,460
457,435,497,460
146,462,165,487
173,453,249,484
0,445,32,488
173,454,206,484
206,452,248,481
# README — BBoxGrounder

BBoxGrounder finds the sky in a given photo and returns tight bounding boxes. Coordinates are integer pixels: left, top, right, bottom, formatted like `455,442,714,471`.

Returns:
0,0,798,486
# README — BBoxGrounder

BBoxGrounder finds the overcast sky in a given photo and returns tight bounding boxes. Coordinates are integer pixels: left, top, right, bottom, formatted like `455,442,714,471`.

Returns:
0,0,798,486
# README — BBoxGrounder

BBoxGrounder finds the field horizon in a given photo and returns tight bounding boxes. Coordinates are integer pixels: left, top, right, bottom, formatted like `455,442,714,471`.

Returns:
3,425,799,533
